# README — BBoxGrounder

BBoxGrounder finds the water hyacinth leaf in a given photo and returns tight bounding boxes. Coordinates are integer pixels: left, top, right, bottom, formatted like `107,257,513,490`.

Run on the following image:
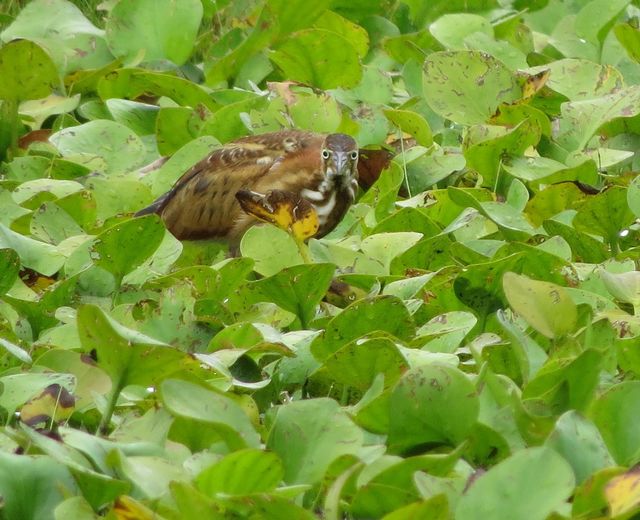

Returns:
97,69,218,111
556,85,640,151
161,379,260,450
573,186,635,253
503,272,577,339
591,382,640,466
91,215,165,285
50,120,147,175
0,248,20,294
0,453,76,519
545,411,615,485
77,305,205,432
1,0,111,73
455,447,574,520
0,39,59,101
388,364,479,451
240,225,305,277
196,449,284,496
270,29,362,90
245,263,335,327
323,337,408,391
600,270,640,308
423,50,520,125
106,0,202,65
383,109,433,147
267,398,364,485
311,295,414,361
615,22,640,63
0,224,65,276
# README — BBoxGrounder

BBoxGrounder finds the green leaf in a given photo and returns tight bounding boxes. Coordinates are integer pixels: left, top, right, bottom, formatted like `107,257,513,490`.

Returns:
311,295,414,361
77,305,201,391
161,378,260,449
0,453,76,519
1,0,111,73
423,50,520,125
267,398,364,485
196,449,284,496
0,39,58,101
246,263,335,327
388,364,479,451
383,109,433,147
591,382,640,466
0,224,65,276
455,447,574,520
0,248,20,294
545,411,615,484
91,215,165,285
270,29,362,89
106,0,202,65
50,120,147,175
503,272,578,339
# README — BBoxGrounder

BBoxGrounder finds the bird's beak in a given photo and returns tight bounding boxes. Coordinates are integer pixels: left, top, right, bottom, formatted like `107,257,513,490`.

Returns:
331,152,351,177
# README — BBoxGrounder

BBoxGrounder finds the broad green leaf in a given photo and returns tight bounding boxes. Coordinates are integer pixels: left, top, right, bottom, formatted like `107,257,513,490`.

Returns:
503,272,578,338
0,248,20,294
573,186,635,253
575,0,630,46
546,411,615,484
0,39,58,101
240,225,304,277
423,50,520,125
91,215,165,285
1,0,111,73
383,109,433,147
557,85,640,151
351,454,462,518
50,120,147,174
591,382,640,466
388,364,479,451
267,398,364,485
323,337,408,391
161,379,260,449
270,29,362,89
615,22,640,63
311,295,414,361
97,68,217,111
600,269,640,308
0,453,76,519
246,263,335,327
196,449,284,496
106,0,202,65
455,447,574,520
0,224,65,276
429,13,492,49
77,305,201,392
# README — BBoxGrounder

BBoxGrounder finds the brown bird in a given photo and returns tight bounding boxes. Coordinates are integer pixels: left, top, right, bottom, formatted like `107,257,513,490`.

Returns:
136,130,359,244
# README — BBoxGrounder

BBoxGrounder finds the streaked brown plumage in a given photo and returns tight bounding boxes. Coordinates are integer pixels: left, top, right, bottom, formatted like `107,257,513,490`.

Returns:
136,130,359,243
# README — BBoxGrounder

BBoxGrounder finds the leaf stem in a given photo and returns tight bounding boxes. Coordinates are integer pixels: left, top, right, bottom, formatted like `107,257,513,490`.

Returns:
97,376,125,435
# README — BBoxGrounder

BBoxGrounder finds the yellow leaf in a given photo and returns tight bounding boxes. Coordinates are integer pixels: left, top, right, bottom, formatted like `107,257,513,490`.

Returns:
19,383,75,427
516,69,551,100
113,496,160,520
605,466,640,518
236,189,319,241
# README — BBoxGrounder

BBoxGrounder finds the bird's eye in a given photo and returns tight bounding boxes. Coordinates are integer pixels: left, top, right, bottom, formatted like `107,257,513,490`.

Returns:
350,151,358,160
321,149,331,160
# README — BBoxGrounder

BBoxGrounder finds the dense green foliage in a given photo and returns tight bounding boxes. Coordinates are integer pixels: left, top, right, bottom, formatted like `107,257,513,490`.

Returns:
1,0,640,518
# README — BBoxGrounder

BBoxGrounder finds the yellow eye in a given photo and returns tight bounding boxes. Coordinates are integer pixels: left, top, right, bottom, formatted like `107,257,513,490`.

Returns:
350,151,358,160
321,149,330,159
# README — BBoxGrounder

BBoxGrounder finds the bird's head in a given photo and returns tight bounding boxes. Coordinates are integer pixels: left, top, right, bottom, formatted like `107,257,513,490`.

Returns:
320,133,358,187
